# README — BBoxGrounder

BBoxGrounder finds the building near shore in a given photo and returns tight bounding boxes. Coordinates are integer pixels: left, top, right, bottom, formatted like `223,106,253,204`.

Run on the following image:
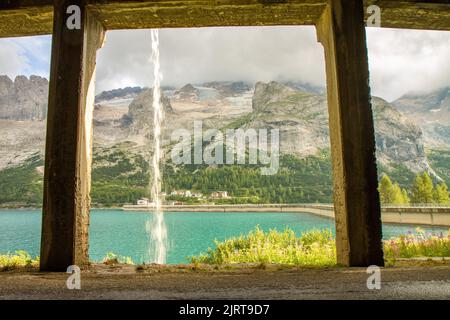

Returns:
136,198,154,206
210,191,229,199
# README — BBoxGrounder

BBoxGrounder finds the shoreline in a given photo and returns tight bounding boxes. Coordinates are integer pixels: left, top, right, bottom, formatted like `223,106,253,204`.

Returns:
1,204,449,227
123,204,450,227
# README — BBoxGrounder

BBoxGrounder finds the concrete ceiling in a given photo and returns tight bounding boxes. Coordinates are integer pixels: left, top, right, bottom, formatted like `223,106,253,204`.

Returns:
0,0,449,38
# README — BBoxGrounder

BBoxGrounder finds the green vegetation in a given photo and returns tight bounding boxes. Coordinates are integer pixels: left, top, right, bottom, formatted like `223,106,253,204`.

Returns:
428,149,450,186
0,147,151,207
411,172,435,204
434,183,449,204
189,227,336,266
377,162,416,190
384,227,450,260
0,251,39,271
378,174,409,204
190,227,450,266
102,252,134,265
2,228,448,270
164,151,333,204
91,146,149,206
1,146,449,207
378,172,449,205
0,154,43,207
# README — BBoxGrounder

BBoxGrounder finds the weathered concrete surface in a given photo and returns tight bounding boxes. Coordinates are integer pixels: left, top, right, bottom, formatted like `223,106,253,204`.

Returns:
1,0,450,38
316,0,383,267
40,1,105,271
0,264,449,299
365,0,450,30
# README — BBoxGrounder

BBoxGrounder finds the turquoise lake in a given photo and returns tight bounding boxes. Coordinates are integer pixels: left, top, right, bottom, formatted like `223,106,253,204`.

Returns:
0,209,447,264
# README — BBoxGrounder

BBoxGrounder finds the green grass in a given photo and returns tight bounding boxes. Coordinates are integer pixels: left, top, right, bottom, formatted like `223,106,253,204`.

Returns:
383,227,450,260
102,252,134,265
0,251,39,271
189,227,336,266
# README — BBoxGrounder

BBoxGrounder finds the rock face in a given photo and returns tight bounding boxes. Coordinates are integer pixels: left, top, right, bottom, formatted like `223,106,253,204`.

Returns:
249,81,329,157
249,81,434,174
170,82,253,104
172,84,199,102
372,97,434,174
393,87,450,149
202,81,251,96
282,81,325,95
121,88,174,134
0,75,48,120
95,86,144,103
0,76,442,179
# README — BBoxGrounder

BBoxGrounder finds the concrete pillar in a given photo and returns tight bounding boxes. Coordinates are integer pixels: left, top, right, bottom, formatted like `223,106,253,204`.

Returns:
316,0,384,266
40,0,105,271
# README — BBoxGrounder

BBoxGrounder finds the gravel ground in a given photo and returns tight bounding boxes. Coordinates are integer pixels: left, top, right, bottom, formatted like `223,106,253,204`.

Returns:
0,263,449,300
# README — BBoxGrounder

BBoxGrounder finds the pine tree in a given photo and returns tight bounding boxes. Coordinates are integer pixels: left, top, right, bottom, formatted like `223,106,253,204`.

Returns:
411,172,435,204
391,183,406,204
401,188,410,204
378,174,393,204
433,182,449,204
411,173,425,204
422,172,435,203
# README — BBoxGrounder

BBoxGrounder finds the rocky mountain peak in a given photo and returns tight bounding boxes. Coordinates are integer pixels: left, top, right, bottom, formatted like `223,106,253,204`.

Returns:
121,88,174,132
172,83,199,102
252,81,297,112
249,81,436,177
0,75,14,96
0,75,48,121
202,81,251,96
393,87,450,149
95,86,144,103
180,83,196,92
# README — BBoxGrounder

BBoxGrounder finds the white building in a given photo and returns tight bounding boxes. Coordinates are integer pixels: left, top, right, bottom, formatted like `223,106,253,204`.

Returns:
137,198,154,205
210,191,229,199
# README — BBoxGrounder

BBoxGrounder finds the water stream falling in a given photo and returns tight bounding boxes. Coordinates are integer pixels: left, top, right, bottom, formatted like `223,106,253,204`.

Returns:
146,29,167,264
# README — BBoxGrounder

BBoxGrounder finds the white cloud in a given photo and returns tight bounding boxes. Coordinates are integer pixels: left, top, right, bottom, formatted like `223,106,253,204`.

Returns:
0,40,29,79
366,28,450,101
96,26,326,93
0,35,51,80
1,27,449,102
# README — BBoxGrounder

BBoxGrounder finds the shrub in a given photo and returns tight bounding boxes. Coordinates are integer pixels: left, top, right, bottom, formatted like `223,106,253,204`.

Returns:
102,252,134,265
384,227,450,259
0,251,39,270
189,227,336,266
190,227,450,266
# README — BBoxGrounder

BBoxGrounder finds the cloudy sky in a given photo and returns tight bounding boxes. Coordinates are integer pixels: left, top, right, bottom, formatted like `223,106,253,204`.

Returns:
0,26,449,101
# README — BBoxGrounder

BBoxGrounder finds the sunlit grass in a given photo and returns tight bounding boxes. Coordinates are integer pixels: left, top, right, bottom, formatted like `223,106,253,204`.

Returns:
384,227,450,259
0,250,39,270
102,252,134,265
190,226,450,266
189,227,336,266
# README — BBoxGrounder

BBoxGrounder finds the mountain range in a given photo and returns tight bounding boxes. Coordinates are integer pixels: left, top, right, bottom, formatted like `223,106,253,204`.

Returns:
0,74,448,206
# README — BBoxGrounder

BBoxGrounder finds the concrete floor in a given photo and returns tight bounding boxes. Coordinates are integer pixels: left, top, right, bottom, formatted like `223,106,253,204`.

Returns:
0,264,449,300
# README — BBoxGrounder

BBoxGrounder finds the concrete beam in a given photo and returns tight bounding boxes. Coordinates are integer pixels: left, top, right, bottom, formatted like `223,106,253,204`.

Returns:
1,0,449,38
365,0,450,31
0,3,53,38
87,0,326,30
40,0,105,271
316,0,384,267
